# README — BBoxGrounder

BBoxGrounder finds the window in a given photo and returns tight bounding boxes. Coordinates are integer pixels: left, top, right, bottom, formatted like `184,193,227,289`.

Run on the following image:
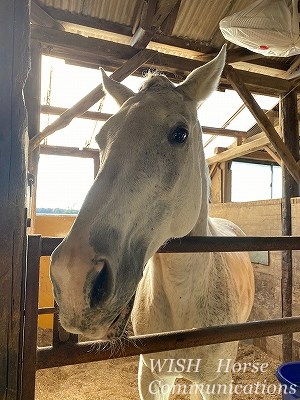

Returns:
36,155,94,214
231,161,282,202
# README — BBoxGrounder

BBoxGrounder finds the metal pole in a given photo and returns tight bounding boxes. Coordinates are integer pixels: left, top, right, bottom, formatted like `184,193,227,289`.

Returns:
36,316,300,370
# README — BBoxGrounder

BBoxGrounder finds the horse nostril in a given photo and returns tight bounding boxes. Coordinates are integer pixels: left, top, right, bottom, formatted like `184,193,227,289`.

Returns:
90,262,111,308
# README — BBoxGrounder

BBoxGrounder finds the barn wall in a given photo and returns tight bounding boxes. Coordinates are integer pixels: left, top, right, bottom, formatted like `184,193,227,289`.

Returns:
34,215,75,328
210,198,300,361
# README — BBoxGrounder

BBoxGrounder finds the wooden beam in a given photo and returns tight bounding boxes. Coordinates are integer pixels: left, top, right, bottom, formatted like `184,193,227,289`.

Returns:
40,144,99,158
280,89,299,362
207,135,270,165
42,6,217,54
225,65,300,183
264,146,281,165
130,0,158,48
31,25,140,62
282,55,300,79
29,48,155,150
237,149,277,164
139,0,158,30
41,105,111,121
197,47,263,64
0,0,30,398
131,0,180,49
30,1,64,30
40,105,248,138
31,26,292,96
201,126,247,138
161,0,181,35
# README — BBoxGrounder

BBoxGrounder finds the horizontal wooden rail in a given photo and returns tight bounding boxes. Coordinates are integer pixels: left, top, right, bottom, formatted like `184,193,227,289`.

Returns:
38,307,56,315
39,235,300,257
37,316,300,370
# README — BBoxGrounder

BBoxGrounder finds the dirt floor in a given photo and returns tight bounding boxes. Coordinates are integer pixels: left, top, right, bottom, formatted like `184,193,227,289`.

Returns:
35,329,285,400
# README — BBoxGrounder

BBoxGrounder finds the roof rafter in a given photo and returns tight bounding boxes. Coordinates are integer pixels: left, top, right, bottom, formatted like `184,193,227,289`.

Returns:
131,0,181,49
207,135,270,165
31,25,292,96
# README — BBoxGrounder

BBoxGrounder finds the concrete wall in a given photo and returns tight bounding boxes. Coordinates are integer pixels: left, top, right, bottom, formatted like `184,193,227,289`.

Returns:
210,198,300,360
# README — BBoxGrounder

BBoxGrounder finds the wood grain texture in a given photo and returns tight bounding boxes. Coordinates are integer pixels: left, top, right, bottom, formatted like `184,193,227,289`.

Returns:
0,0,30,399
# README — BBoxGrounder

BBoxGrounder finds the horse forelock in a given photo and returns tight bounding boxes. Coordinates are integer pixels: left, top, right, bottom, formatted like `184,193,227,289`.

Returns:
139,74,175,93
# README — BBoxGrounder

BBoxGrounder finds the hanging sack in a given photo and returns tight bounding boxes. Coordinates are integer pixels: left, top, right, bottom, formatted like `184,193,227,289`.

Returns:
219,0,300,57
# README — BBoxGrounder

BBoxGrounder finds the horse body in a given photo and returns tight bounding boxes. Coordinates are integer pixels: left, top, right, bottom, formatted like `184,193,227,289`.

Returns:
50,46,254,399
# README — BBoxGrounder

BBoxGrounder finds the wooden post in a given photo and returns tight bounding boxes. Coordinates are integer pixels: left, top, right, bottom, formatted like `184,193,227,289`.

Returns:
24,40,42,232
21,236,42,400
210,162,231,203
0,1,30,399
280,89,300,362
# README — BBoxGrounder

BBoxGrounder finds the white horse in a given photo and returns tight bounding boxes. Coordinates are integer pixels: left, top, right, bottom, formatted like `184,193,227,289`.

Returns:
50,46,254,399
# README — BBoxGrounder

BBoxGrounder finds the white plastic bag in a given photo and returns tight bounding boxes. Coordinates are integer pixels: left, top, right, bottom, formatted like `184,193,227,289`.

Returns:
219,0,300,57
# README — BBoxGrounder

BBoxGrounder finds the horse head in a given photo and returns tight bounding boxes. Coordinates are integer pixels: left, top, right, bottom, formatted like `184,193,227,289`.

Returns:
50,46,226,340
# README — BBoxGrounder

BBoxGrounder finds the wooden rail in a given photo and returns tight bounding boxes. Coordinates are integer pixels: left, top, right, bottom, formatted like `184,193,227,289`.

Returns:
40,235,300,256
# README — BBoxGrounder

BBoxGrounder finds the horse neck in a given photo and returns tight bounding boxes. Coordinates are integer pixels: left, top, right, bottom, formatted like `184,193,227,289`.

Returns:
190,137,210,237
149,155,212,310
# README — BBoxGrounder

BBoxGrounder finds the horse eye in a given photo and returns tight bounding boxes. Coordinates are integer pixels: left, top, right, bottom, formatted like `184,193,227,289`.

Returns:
168,126,189,145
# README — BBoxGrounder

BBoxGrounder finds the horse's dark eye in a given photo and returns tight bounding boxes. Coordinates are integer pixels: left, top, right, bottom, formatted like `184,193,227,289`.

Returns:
168,126,189,145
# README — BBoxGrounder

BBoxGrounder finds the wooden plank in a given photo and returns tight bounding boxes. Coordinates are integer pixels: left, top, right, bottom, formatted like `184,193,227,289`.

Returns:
161,0,181,35
207,135,270,165
280,90,300,362
40,145,99,158
41,105,112,121
131,0,180,48
225,65,300,183
30,1,64,31
0,1,30,399
21,236,41,400
31,25,139,61
29,48,155,150
139,0,158,30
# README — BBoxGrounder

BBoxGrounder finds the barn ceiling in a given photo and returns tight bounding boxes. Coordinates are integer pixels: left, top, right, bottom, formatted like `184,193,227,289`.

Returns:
29,0,300,174
32,0,296,79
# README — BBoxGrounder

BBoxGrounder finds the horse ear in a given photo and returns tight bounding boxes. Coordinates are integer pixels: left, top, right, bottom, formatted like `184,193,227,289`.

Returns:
100,69,135,106
176,45,226,107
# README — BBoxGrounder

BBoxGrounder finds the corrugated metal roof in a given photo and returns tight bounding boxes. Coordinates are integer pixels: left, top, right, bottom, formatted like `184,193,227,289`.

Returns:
39,0,256,46
39,0,140,26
